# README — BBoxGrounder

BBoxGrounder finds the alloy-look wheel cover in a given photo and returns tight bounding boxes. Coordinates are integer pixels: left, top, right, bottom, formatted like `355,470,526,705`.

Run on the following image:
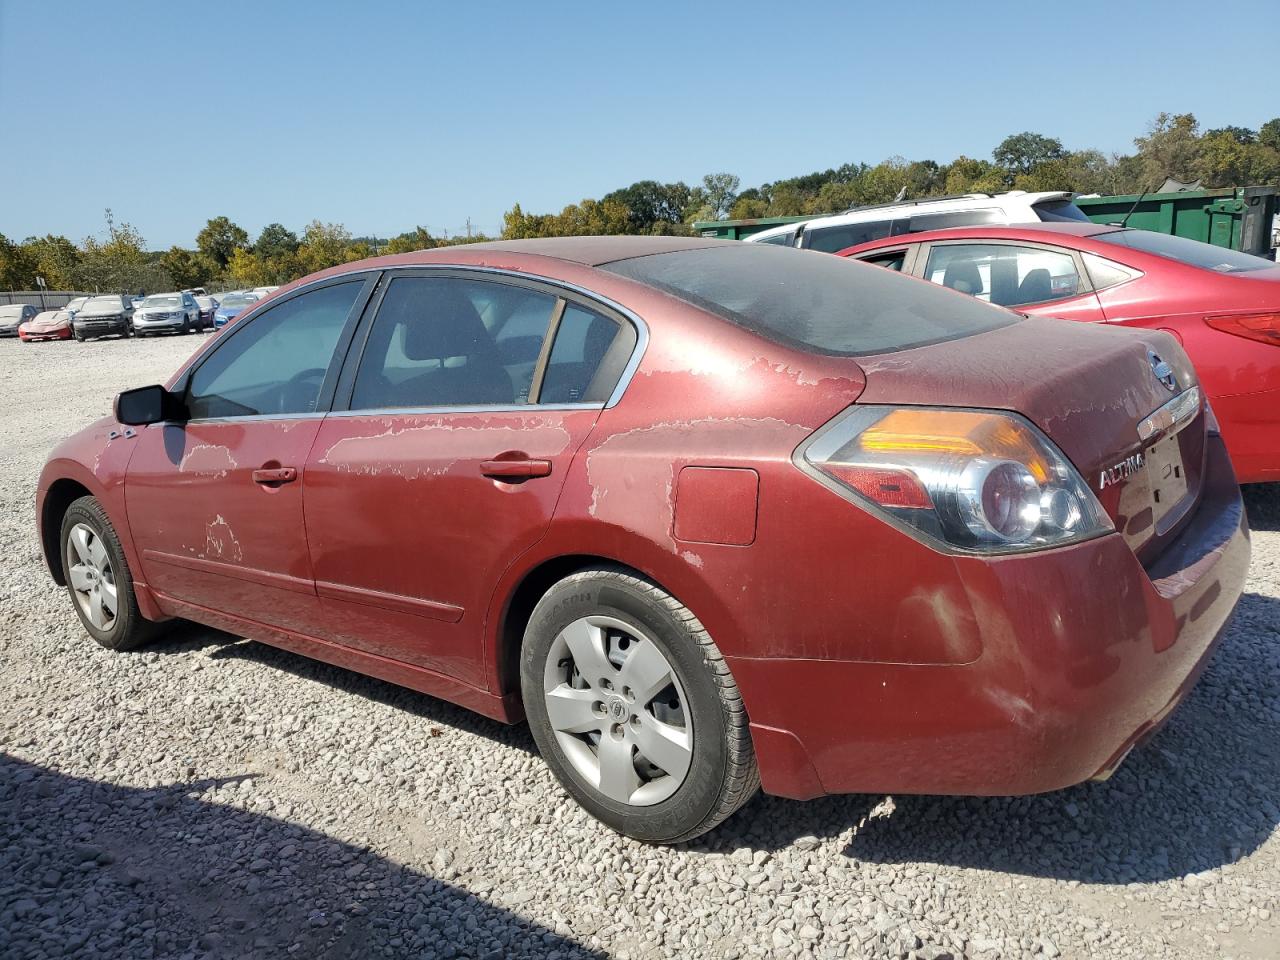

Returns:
542,615,693,806
66,522,118,632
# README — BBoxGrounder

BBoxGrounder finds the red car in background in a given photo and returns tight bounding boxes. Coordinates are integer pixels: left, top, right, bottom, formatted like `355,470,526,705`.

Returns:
36,238,1248,842
839,223,1280,483
19,309,74,342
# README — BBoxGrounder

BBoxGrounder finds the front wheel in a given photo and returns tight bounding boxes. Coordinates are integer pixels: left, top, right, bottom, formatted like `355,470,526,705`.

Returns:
521,566,759,843
60,496,156,651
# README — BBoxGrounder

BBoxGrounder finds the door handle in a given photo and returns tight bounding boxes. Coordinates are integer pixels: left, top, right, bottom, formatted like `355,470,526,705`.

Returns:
480,458,552,480
252,466,298,485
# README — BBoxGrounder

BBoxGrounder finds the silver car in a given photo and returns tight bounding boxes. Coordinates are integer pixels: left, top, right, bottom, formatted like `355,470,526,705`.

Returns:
131,291,202,336
0,303,38,337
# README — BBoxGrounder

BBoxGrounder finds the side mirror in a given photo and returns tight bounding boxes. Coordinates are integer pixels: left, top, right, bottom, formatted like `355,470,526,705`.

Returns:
115,384,184,426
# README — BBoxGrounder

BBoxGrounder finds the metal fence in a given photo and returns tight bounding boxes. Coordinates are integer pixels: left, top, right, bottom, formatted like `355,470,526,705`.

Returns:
0,291,94,309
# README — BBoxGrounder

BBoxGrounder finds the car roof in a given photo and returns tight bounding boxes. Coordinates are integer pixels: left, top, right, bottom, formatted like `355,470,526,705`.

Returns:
463,235,731,265
840,221,1121,255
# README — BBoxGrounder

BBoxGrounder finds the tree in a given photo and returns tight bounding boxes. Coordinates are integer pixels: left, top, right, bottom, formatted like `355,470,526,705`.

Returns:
296,221,357,274
686,173,740,221
158,246,213,289
602,181,691,233
195,216,249,271
72,210,169,293
943,155,1007,194
1134,112,1201,187
1259,118,1280,151
993,132,1066,178
1204,125,1256,145
383,227,438,254
18,235,79,289
0,233,35,289
254,223,300,260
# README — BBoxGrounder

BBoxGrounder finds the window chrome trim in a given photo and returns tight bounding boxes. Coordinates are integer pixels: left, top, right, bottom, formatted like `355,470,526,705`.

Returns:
285,262,650,410
1137,386,1201,443
325,402,602,418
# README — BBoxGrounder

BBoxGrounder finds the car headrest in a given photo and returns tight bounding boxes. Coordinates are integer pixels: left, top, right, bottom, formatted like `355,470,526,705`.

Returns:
398,283,493,361
943,260,983,296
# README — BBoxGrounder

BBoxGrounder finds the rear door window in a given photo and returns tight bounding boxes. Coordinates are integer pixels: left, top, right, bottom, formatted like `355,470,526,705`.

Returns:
924,243,1083,307
539,303,623,404
804,219,895,253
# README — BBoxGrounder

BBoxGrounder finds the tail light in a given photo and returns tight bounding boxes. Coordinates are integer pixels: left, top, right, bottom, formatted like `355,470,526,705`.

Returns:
1205,312,1280,346
796,406,1113,554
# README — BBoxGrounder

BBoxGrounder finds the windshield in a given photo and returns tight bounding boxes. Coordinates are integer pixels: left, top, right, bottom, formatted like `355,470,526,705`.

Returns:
1033,200,1092,223
1096,229,1273,274
143,295,181,307
220,293,257,307
84,296,123,311
601,244,1016,356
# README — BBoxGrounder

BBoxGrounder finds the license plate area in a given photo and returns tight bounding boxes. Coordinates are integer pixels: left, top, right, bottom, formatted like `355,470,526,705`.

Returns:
1146,433,1189,528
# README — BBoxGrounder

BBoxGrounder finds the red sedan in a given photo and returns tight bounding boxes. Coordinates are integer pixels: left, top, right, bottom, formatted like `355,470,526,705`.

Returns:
36,238,1248,842
838,223,1280,484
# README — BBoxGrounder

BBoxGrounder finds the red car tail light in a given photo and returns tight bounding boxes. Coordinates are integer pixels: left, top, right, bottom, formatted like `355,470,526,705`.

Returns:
1204,311,1280,346
796,406,1113,553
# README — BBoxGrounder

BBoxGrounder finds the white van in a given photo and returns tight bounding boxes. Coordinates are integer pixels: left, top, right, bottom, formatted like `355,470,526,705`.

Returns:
745,191,1091,253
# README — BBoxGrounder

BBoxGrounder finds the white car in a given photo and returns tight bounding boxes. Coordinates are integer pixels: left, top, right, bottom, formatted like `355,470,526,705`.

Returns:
250,285,280,297
131,291,203,336
744,191,1092,253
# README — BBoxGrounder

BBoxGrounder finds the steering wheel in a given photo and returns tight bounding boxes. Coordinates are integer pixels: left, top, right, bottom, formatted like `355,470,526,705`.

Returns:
278,367,326,412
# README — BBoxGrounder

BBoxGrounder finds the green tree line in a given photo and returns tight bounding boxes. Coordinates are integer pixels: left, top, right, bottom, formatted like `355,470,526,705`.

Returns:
4,112,1277,295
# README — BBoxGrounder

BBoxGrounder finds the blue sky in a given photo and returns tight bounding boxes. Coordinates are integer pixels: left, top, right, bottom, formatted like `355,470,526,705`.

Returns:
1,0,1276,249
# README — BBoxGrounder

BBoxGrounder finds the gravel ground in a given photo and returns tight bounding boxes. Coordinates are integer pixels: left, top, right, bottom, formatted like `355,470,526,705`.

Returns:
1,333,1277,960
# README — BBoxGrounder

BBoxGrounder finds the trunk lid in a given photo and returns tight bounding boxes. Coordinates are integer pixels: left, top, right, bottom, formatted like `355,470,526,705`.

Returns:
853,316,1205,563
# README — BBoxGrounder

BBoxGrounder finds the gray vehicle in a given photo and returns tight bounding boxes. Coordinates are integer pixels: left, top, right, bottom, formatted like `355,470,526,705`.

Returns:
0,303,38,337
64,297,89,319
132,291,203,336
72,295,134,341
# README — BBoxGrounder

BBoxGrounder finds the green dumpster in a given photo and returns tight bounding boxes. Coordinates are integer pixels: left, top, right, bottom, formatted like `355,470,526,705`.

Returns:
1075,186,1277,258
690,215,809,241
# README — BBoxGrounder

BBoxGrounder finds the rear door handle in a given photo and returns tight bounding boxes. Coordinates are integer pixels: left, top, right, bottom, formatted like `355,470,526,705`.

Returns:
252,466,298,485
480,458,552,480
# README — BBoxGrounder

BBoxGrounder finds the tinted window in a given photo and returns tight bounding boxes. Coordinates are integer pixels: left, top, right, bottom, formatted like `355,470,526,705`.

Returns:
1081,252,1138,290
907,209,1004,231
806,220,894,253
1033,200,1091,223
1096,229,1273,273
539,304,620,403
350,277,555,410
924,244,1081,307
602,244,1015,356
754,231,795,246
187,281,361,419
860,250,908,272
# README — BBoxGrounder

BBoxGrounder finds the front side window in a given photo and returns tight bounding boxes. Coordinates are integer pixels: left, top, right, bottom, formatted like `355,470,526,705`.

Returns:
350,277,557,410
806,219,894,253
859,249,909,272
754,231,795,246
924,244,1082,307
187,280,362,419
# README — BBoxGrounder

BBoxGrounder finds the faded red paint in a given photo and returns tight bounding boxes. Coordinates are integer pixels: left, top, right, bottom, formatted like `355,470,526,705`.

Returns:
36,239,1251,800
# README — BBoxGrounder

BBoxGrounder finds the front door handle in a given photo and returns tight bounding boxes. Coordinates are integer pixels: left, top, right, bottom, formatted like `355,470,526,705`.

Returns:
252,466,298,485
480,458,552,480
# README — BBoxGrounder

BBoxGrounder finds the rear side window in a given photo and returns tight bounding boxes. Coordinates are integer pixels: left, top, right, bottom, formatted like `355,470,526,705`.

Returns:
907,209,1004,231
601,244,1015,356
754,231,795,246
1096,229,1273,273
805,220,894,253
924,244,1082,307
350,277,556,410
1033,200,1091,223
539,304,621,403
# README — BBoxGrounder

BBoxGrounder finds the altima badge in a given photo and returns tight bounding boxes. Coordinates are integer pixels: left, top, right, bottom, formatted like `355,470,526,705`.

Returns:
1099,452,1146,490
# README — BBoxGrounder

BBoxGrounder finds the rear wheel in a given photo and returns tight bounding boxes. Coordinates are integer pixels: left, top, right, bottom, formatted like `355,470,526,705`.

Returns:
521,566,758,843
60,497,156,651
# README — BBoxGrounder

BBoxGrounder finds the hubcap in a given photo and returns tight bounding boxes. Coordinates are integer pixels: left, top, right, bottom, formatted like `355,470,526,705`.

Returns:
66,523,118,632
542,615,692,806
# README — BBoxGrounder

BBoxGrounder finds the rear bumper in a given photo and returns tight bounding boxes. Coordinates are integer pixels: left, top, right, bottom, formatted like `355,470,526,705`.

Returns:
1213,385,1280,484
735,433,1250,800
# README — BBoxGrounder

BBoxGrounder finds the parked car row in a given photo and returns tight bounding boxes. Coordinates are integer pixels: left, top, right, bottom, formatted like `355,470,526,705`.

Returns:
4,288,282,343
36,235,1255,843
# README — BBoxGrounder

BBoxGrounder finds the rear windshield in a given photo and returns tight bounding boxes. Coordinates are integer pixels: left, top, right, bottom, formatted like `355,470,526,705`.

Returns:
601,244,1016,356
1033,200,1091,223
1095,229,1273,273
220,293,257,307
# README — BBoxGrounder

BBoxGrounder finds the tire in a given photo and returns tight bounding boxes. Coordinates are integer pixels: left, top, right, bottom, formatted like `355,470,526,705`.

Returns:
521,566,759,843
59,496,157,651
181,315,192,334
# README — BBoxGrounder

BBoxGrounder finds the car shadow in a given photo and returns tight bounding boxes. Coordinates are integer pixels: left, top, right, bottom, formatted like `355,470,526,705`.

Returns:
1243,482,1280,532
0,753,603,959
145,621,537,755
698,591,1280,885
